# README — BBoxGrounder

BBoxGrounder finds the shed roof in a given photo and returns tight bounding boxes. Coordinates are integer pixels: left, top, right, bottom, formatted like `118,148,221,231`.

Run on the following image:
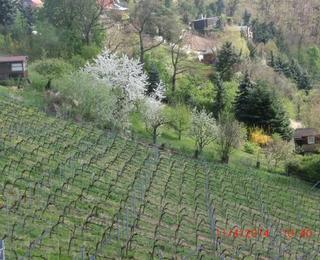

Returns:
294,128,319,139
183,32,215,52
192,16,219,23
0,56,28,63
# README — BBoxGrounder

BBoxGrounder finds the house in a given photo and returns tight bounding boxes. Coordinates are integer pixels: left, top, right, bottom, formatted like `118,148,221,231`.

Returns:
182,32,216,64
294,128,320,153
191,16,220,33
0,56,28,80
241,26,253,39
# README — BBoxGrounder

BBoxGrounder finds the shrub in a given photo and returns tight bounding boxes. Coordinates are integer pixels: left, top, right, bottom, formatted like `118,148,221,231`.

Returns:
69,55,86,69
29,58,74,90
244,142,259,154
250,128,272,146
0,78,17,87
286,155,320,183
30,58,74,78
28,71,48,91
52,71,117,126
80,45,100,61
264,134,293,170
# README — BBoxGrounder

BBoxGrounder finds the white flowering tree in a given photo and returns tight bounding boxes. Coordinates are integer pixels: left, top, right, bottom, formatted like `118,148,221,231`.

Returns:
85,49,147,101
190,108,218,158
142,83,167,144
142,98,167,144
84,49,149,130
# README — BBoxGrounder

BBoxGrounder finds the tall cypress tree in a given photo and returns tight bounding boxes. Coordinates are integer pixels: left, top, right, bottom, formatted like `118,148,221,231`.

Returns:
212,73,226,119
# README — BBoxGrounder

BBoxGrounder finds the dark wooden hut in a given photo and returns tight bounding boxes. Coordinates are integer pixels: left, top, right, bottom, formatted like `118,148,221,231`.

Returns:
294,128,320,153
0,56,28,80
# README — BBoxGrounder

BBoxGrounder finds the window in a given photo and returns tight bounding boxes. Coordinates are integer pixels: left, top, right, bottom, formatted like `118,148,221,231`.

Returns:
11,63,23,72
308,136,315,145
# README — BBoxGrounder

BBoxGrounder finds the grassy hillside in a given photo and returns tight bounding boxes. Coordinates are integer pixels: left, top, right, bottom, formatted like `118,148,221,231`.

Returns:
0,96,319,259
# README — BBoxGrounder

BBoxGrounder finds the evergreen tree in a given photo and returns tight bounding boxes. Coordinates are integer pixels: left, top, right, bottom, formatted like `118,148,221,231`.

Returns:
297,72,312,92
268,51,275,67
165,0,172,8
269,99,293,141
242,9,251,26
251,19,277,44
212,73,226,119
147,64,160,95
216,0,225,16
247,42,257,60
268,55,312,91
0,0,17,29
215,42,240,81
207,3,217,16
235,76,292,140
234,72,255,124
18,1,34,35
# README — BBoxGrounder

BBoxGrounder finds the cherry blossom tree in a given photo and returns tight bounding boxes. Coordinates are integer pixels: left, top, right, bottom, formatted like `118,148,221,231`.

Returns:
85,49,148,101
142,82,167,144
190,109,218,158
84,49,149,129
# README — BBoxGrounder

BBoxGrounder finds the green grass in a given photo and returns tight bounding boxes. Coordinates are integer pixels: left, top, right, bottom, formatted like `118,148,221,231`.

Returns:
215,26,250,55
0,96,319,258
131,111,278,173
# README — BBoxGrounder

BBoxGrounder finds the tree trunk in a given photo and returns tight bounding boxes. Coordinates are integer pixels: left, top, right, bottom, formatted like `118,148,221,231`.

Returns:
172,70,177,93
139,32,144,65
178,130,182,141
85,30,90,45
221,152,229,164
152,128,157,144
194,149,199,159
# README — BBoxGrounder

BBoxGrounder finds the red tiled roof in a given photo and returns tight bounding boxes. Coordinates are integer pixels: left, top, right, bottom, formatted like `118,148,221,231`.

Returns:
30,0,43,7
98,0,114,9
0,56,28,63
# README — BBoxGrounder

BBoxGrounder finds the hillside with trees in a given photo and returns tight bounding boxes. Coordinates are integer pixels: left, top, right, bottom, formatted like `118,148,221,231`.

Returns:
0,0,319,258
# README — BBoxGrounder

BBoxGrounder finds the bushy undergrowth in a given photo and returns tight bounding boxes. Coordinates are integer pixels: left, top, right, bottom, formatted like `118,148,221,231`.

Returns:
28,58,74,91
287,155,320,183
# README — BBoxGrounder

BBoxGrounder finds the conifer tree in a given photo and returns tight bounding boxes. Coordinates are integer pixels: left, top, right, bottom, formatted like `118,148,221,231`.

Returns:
235,76,292,140
147,64,160,96
212,73,226,119
215,42,240,81
0,0,17,29
242,9,251,26
216,0,225,16
234,72,254,123
268,51,275,67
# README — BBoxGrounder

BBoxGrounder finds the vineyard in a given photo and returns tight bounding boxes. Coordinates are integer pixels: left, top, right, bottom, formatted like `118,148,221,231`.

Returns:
0,97,320,259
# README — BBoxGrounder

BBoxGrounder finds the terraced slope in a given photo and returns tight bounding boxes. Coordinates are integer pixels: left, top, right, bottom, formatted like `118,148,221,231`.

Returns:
0,98,319,259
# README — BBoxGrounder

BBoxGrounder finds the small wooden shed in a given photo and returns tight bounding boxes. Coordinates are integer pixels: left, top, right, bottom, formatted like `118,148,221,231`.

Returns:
191,16,219,32
0,56,28,80
294,128,320,153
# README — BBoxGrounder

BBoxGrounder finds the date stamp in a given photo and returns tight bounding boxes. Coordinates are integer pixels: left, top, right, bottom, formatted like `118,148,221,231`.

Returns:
215,227,316,240
215,228,269,239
